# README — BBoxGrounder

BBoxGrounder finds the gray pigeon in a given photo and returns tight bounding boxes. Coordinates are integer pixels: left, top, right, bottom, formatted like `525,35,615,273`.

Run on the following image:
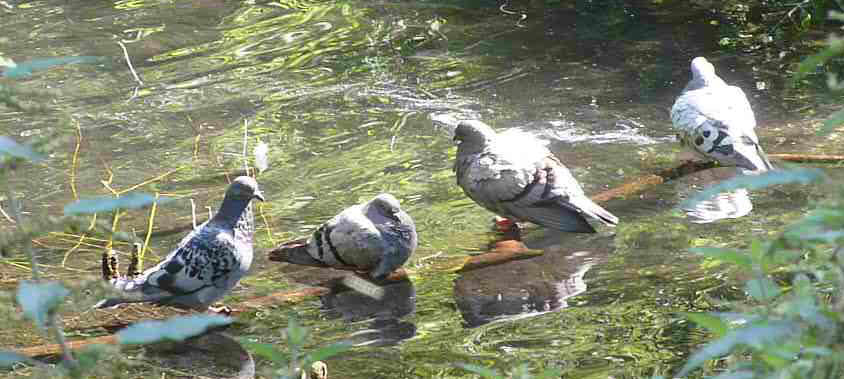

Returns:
95,176,264,311
268,193,416,280
671,57,774,173
453,120,618,233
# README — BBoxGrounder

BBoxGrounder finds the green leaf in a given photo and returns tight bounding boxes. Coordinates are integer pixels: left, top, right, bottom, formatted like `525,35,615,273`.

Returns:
0,350,31,368
117,315,231,345
677,321,797,377
745,277,781,301
681,168,824,209
456,363,503,379
16,281,69,330
535,367,564,378
682,312,728,337
0,136,45,163
285,318,308,349
819,108,844,136
710,371,754,379
63,192,173,215
238,340,287,365
305,342,352,365
689,247,752,268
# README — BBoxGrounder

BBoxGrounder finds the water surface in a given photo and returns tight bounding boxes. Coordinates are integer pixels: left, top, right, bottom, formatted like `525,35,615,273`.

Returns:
0,0,840,377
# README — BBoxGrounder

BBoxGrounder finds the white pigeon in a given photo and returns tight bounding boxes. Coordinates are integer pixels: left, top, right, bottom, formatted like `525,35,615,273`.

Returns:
95,176,264,312
671,56,774,173
452,120,618,233
268,193,417,280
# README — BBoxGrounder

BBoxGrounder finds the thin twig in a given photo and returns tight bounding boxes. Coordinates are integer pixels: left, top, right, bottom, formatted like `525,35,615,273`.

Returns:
5,179,38,280
390,111,416,152
0,203,15,223
116,41,143,86
139,193,159,269
190,198,197,229
69,120,82,200
47,313,77,369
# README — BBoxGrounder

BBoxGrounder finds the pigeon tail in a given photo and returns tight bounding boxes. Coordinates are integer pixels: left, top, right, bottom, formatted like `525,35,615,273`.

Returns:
733,141,774,173
268,239,329,267
570,197,619,227
508,202,596,233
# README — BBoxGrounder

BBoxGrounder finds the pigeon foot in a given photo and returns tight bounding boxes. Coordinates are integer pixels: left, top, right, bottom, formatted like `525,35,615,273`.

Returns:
208,304,235,316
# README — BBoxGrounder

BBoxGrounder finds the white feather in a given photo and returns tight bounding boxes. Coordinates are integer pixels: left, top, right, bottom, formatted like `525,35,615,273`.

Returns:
254,141,269,174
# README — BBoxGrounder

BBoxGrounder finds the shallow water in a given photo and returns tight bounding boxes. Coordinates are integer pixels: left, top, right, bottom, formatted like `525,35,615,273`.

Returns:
0,0,841,378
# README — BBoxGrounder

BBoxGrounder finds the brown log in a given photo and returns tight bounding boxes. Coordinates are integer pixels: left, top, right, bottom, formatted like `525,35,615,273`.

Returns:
14,334,118,358
591,160,716,203
454,240,541,272
769,153,844,163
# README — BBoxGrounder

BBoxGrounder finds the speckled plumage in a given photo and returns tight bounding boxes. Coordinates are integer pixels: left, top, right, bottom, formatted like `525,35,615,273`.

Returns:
96,176,264,311
269,193,416,280
453,120,618,233
671,57,774,173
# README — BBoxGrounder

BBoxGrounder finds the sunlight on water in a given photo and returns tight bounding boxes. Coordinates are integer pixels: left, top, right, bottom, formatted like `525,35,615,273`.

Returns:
0,0,840,377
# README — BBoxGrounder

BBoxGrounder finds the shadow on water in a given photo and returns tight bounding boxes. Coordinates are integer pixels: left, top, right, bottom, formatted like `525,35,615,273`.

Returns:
0,0,842,377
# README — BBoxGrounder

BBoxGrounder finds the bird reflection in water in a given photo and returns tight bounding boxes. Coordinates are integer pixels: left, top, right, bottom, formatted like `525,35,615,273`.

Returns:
675,165,753,223
320,274,416,347
454,233,611,328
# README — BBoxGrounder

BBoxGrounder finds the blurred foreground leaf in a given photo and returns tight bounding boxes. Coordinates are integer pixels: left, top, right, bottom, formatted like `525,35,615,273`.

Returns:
16,281,69,330
683,312,729,337
677,321,798,377
305,342,352,365
0,136,45,163
681,168,824,209
745,277,781,302
820,108,844,136
63,192,173,215
456,363,503,379
0,350,33,368
690,247,753,268
117,315,232,345
2,56,105,79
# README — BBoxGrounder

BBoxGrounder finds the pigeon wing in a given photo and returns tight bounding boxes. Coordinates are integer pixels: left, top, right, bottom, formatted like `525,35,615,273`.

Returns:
143,230,235,297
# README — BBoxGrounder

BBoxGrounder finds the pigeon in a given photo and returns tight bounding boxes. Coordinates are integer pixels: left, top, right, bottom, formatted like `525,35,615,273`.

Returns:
452,120,618,233
671,57,774,174
95,176,264,312
268,193,416,280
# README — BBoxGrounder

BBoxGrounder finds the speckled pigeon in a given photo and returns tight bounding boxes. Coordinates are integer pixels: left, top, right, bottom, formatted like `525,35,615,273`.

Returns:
452,120,618,233
671,57,774,173
268,193,416,280
95,176,264,311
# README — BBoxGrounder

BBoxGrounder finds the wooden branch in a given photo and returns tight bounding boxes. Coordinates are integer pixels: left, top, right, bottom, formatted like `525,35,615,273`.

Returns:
14,335,118,358
448,240,541,272
591,160,716,203
769,153,844,163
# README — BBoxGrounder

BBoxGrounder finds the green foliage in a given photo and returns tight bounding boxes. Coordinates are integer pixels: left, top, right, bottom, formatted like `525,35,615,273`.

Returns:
63,193,173,215
678,174,844,378
15,281,70,331
240,315,351,379
0,351,33,368
116,315,232,345
0,136,44,163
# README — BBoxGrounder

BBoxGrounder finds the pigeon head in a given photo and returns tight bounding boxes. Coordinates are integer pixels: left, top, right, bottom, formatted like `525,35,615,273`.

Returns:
225,176,265,202
454,120,496,153
690,57,719,82
369,193,403,218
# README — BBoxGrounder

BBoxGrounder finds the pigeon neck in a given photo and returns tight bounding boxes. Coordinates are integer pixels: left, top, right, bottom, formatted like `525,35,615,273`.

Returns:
213,195,252,229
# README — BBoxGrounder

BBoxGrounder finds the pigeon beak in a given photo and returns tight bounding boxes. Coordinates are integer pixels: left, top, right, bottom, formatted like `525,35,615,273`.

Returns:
253,192,265,202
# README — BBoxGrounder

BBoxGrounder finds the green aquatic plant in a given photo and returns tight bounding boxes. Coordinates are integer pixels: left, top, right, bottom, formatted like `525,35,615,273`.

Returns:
458,362,562,379
667,167,844,378
0,133,237,378
240,315,351,379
